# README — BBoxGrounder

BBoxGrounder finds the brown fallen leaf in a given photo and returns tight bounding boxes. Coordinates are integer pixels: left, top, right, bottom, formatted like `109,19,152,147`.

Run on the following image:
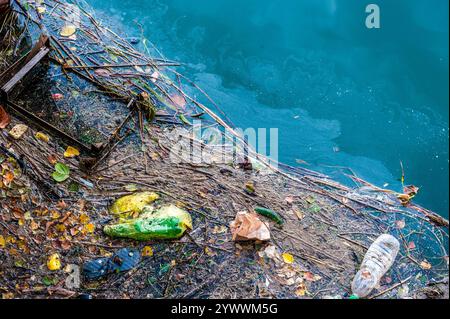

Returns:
295,283,308,297
230,211,270,242
170,94,187,108
420,260,432,270
0,104,11,129
285,196,295,204
303,272,322,282
47,154,58,165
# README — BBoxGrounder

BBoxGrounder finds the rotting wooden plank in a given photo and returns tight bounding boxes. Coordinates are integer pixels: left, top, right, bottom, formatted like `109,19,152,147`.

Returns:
0,35,49,89
2,47,49,94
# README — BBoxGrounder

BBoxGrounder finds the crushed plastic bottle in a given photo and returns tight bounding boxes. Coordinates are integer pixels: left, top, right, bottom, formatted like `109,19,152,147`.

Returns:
351,234,400,298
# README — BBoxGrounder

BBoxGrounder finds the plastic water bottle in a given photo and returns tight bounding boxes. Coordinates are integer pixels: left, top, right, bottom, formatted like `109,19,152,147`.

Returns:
351,234,400,298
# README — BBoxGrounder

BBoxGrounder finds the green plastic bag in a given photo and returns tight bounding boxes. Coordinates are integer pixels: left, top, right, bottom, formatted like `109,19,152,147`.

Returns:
104,205,192,241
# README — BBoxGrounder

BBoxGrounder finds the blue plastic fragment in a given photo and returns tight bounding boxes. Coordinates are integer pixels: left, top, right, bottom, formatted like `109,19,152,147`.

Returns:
82,248,141,280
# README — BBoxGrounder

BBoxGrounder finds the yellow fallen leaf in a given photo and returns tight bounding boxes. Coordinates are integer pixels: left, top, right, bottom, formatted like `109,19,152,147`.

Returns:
55,224,66,232
30,221,40,231
51,211,61,220
37,6,46,14
84,223,95,233
294,209,304,220
79,213,90,224
2,292,14,299
142,246,154,257
282,253,294,264
205,247,216,256
0,235,5,249
47,253,62,271
295,283,308,297
64,146,80,158
60,25,77,37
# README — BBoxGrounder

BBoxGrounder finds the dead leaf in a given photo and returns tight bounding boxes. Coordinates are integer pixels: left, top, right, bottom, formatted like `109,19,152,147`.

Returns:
293,209,304,220
285,196,295,204
47,287,76,298
35,132,50,143
94,68,112,77
9,124,28,139
295,283,308,297
48,154,58,165
47,253,62,271
396,219,406,229
64,146,80,158
142,246,154,257
84,223,95,233
52,93,64,101
79,213,89,224
282,253,294,264
0,105,11,129
60,24,77,37
212,225,228,234
230,211,270,242
420,260,432,270
3,171,14,186
303,272,322,282
170,94,187,108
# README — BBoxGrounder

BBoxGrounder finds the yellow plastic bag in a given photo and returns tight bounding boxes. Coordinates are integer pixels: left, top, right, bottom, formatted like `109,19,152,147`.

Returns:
110,192,160,215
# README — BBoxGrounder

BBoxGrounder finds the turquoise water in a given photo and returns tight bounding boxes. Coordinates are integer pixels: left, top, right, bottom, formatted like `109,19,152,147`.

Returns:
88,0,449,217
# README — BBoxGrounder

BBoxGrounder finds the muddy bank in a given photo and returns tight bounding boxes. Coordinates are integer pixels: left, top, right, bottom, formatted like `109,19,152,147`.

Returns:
0,0,448,299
